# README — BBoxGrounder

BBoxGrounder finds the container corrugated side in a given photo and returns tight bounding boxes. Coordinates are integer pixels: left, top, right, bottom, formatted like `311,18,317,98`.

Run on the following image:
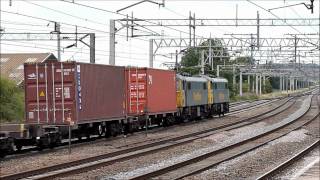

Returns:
77,63,126,123
25,62,126,125
126,67,177,115
146,68,177,114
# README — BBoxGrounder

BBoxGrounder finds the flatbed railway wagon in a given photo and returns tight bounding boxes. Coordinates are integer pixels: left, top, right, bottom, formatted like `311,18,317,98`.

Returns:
20,61,126,148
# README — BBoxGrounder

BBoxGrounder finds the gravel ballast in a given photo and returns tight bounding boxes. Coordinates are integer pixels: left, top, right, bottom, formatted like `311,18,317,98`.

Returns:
61,97,310,179
185,97,319,180
0,98,288,176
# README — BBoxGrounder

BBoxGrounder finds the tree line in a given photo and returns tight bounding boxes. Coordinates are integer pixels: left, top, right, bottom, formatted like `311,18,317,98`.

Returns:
0,77,24,123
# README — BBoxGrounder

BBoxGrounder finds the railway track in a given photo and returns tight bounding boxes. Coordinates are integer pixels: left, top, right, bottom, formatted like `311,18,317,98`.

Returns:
229,87,316,110
0,95,301,180
8,86,316,161
228,99,275,115
126,95,317,180
256,140,319,180
229,100,250,107
1,96,280,161
229,99,270,109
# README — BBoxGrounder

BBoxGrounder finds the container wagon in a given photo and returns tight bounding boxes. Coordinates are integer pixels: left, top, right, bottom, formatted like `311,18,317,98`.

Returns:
0,63,230,156
125,67,177,129
22,61,126,148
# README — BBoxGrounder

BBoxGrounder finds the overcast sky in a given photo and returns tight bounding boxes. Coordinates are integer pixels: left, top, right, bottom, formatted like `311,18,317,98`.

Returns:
1,0,319,67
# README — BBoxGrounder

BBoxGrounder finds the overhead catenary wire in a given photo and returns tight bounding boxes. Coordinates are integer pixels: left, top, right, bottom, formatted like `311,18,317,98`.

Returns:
1,20,47,27
0,26,152,53
0,10,149,42
3,40,150,56
3,1,318,66
246,0,319,58
21,0,162,37
59,0,204,39
1,42,166,63
1,19,146,38
22,0,108,26
20,0,180,38
288,5,318,33
0,26,52,32
246,0,314,39
0,28,152,53
1,20,159,41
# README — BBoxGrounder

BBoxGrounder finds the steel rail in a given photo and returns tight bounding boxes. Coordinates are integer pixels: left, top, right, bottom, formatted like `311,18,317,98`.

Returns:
1,96,282,161
5,86,315,161
256,139,319,180
170,111,320,180
1,98,275,161
229,99,276,114
0,97,295,180
128,96,316,179
2,87,315,163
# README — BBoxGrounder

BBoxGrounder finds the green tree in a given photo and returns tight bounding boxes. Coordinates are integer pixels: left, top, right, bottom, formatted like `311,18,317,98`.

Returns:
263,79,273,93
234,56,250,65
179,38,230,76
178,39,277,99
0,77,24,123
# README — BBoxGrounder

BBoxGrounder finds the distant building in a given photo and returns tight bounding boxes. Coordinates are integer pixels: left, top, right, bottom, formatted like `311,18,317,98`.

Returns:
0,53,57,85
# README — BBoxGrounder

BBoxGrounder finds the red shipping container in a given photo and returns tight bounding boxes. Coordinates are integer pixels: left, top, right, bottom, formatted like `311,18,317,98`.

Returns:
125,67,177,115
24,61,126,125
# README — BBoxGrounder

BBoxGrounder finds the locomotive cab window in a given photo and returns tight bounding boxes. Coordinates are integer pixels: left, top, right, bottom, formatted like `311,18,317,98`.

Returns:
187,82,191,90
214,83,217,89
203,82,207,90
225,83,228,89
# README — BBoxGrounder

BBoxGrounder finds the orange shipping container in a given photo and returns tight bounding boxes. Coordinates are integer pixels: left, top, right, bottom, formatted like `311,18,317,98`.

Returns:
125,67,177,116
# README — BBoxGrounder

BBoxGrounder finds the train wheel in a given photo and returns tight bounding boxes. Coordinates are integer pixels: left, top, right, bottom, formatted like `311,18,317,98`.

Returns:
157,119,162,127
168,116,175,125
86,133,90,140
110,123,118,137
16,144,22,151
37,143,44,151
105,125,111,138
9,141,15,153
48,136,55,149
162,119,168,127
98,124,104,137
49,143,55,149
55,140,61,147
128,123,135,134
0,151,6,158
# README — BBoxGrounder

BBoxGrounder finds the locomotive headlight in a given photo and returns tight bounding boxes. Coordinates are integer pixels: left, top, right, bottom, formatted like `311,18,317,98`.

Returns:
36,136,40,140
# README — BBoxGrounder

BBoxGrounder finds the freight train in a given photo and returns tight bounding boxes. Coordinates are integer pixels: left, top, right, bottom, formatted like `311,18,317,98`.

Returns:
0,61,229,157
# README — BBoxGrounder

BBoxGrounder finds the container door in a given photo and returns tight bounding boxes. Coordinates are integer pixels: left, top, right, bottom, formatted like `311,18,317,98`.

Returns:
25,62,76,125
127,68,147,115
25,63,50,124
50,62,76,125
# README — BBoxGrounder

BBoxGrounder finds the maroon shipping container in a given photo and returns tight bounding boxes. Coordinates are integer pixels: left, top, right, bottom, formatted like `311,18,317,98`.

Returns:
24,61,126,125
125,67,177,116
